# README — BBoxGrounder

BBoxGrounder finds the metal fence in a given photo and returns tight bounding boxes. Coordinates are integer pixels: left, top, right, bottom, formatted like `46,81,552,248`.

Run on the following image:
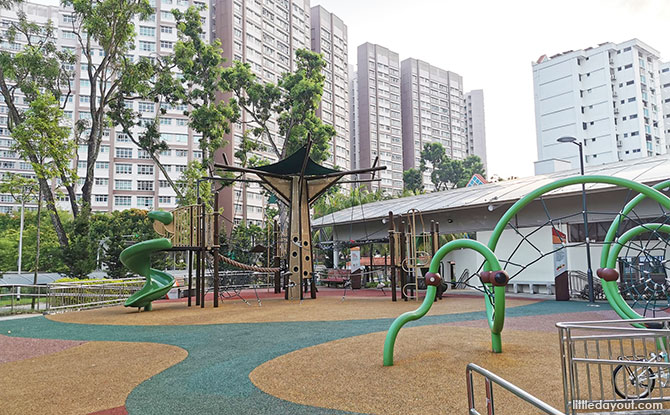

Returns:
466,363,564,415
0,284,50,314
558,317,670,414
46,278,145,312
0,278,146,315
568,270,606,300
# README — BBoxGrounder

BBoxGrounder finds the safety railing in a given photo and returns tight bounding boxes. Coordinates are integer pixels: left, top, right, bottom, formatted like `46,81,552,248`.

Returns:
557,317,670,414
567,270,606,300
466,363,565,415
46,277,145,312
0,284,50,315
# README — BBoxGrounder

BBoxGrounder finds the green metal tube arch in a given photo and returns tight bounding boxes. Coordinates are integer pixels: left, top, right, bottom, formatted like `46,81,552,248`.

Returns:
486,175,670,324
603,223,670,321
486,176,670,257
600,180,670,267
383,239,503,366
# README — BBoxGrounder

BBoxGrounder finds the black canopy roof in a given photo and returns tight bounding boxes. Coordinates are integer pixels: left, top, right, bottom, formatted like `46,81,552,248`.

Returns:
253,146,340,177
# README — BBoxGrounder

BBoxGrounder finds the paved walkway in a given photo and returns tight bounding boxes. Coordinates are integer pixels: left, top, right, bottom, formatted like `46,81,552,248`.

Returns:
0,299,597,414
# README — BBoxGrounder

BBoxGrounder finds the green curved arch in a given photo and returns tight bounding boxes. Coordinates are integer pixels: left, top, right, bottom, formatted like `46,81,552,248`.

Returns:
600,180,670,266
486,175,670,325
603,223,670,321
383,239,502,366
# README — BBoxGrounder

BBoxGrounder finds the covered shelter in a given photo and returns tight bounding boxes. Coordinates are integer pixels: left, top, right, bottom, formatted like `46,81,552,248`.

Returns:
312,155,670,295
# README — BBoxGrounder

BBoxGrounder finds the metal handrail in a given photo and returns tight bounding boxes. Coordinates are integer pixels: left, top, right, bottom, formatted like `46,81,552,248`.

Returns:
466,363,565,415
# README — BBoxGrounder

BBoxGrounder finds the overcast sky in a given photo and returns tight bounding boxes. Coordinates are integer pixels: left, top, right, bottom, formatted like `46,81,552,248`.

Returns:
32,0,670,178
314,0,670,178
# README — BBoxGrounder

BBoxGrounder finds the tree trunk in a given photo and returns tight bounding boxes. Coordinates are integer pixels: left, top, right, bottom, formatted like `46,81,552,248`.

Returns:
31,186,42,310
40,179,69,249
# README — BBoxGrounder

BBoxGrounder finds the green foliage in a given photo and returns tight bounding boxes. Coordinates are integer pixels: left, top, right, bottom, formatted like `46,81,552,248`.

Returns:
419,143,486,191
61,206,95,278
223,48,335,163
0,173,37,204
169,6,234,168
312,186,393,220
0,11,74,111
402,168,424,193
89,209,165,278
176,160,212,208
0,209,66,273
11,92,75,184
220,221,270,269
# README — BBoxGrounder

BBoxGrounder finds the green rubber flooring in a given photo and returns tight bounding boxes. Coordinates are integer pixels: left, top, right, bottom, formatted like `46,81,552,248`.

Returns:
0,300,596,414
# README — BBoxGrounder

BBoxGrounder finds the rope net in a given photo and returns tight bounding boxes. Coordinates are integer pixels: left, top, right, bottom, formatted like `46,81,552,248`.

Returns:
460,187,670,316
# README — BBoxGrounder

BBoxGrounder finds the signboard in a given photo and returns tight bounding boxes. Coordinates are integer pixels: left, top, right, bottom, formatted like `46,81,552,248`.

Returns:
552,228,567,278
350,247,361,272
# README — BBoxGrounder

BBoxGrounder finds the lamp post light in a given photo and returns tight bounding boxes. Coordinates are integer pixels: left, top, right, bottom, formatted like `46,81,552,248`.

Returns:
557,136,595,304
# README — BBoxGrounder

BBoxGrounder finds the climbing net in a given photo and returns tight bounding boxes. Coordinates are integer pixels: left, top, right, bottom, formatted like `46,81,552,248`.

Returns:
460,186,670,317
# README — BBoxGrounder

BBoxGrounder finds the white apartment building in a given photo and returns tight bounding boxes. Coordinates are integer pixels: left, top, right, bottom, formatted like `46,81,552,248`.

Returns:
0,1,210,214
465,89,487,171
357,42,403,194
212,0,314,228
310,5,349,170
533,39,667,174
348,64,358,170
660,62,670,152
400,58,467,191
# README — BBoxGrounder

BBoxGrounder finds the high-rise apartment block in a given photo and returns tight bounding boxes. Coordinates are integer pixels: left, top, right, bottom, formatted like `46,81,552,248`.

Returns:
348,64,359,170
400,58,467,191
213,0,311,227
464,89,487,171
660,61,670,152
356,42,403,194
533,39,667,174
310,5,349,170
0,1,210,214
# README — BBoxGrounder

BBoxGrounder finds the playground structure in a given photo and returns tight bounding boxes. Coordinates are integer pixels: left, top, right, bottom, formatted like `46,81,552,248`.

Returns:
122,145,384,310
384,175,670,365
121,211,175,311
214,145,384,301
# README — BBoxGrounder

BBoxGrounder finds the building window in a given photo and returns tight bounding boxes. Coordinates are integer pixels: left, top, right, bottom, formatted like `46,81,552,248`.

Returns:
94,177,108,186
114,179,132,190
160,25,173,34
139,26,155,36
137,180,154,191
138,164,154,175
114,196,132,206
95,161,109,169
115,163,132,175
115,147,133,158
158,196,172,204
139,41,155,52
94,194,108,203
175,149,188,157
137,196,153,207
138,102,155,113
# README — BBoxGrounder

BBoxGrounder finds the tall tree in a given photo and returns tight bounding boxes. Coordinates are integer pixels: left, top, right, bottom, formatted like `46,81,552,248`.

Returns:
223,49,335,163
0,12,75,245
420,142,449,191
403,168,423,193
11,92,74,246
0,0,155,276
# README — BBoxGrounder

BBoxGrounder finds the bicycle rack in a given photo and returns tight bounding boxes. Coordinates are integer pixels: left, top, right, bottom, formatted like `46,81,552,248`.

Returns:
557,317,670,414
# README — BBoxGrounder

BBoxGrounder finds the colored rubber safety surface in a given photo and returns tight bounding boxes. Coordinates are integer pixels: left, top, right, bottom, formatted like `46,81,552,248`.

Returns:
0,299,603,415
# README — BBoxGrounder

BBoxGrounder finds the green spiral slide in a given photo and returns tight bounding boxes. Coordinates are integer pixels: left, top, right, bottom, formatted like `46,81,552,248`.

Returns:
121,211,175,311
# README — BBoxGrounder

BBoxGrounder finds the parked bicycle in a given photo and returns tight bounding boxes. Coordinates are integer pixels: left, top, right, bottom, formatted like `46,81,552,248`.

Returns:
612,351,670,399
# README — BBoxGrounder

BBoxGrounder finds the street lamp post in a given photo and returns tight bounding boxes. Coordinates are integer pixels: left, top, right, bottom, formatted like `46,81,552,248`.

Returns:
557,136,595,304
